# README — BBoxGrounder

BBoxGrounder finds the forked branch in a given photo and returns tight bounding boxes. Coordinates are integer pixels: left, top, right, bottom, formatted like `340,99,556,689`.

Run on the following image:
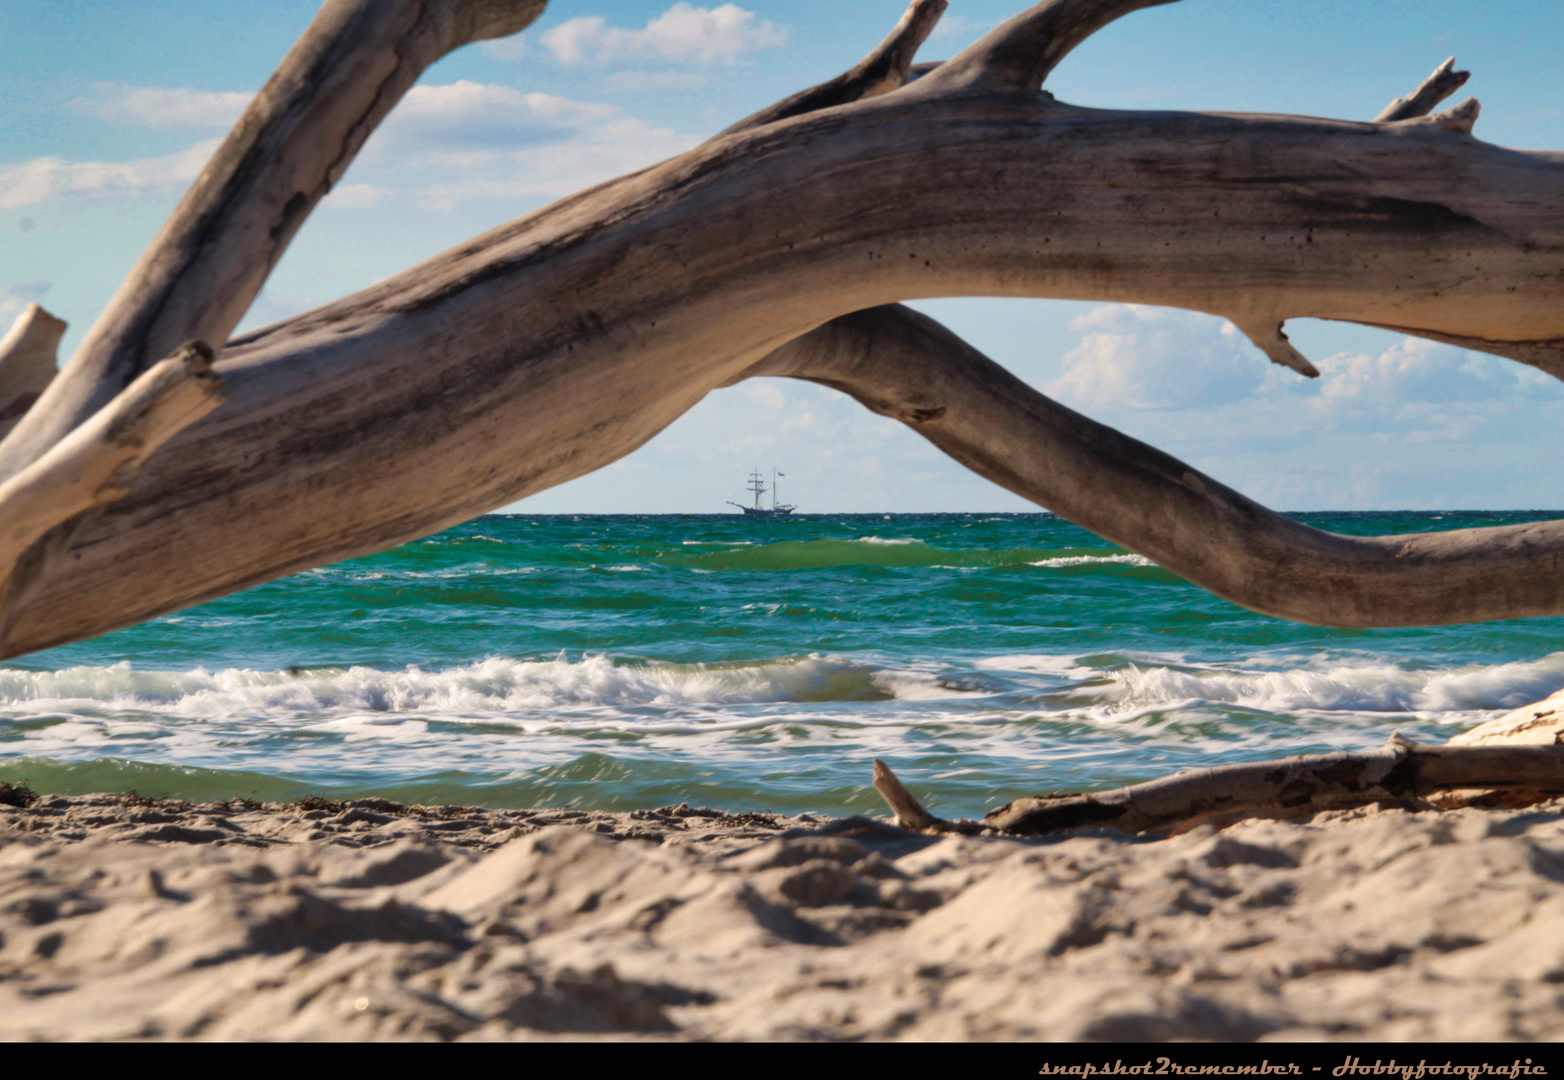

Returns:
0,342,223,628
1376,57,1471,123
722,0,948,134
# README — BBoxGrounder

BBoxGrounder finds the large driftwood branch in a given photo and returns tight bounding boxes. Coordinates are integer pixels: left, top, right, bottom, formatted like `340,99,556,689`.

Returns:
0,0,545,651
871,737,1564,837
720,57,1540,628
3,0,1564,656
738,305,1564,627
0,0,547,477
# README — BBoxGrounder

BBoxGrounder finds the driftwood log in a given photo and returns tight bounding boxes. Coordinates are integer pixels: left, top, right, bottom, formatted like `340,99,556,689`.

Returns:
1,0,1563,658
871,737,1564,837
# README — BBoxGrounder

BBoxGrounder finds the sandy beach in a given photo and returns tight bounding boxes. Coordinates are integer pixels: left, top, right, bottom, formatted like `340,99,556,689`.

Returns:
5,786,1564,1041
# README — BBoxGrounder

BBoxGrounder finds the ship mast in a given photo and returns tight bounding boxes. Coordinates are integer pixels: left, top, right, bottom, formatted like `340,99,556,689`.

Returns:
726,467,795,515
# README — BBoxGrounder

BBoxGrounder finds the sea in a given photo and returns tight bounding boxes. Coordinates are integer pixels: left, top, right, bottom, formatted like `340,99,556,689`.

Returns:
3,511,1563,819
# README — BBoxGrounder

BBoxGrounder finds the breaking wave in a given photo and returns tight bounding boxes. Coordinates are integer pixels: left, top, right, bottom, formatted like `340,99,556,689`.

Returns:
1053,652,1564,718
0,654,979,720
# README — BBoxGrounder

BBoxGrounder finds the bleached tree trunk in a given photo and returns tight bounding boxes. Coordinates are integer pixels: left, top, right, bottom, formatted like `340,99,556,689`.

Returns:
1,0,1563,658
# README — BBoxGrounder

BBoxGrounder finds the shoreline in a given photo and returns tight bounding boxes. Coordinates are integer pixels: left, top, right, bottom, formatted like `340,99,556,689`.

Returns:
5,790,1564,1039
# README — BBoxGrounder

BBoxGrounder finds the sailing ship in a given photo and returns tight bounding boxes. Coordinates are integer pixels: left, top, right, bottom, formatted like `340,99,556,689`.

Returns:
726,468,796,517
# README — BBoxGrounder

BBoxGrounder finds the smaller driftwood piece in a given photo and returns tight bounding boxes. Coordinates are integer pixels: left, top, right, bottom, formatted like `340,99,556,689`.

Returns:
872,736,1564,836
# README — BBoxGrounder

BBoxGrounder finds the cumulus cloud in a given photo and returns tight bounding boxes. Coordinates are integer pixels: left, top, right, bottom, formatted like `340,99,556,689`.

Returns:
540,4,786,65
1041,302,1564,510
1047,305,1266,410
77,84,251,128
0,139,219,210
0,283,50,328
1047,303,1553,424
2,81,695,214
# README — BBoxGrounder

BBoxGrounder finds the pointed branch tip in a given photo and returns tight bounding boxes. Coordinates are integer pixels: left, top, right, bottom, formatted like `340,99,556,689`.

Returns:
1236,320,1320,378
1428,97,1481,134
0,304,69,443
1374,57,1471,123
871,758,940,831
718,0,946,135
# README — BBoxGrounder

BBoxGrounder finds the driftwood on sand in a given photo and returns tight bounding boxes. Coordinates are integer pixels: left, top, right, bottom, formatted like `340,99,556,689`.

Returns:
0,0,1563,660
872,736,1564,837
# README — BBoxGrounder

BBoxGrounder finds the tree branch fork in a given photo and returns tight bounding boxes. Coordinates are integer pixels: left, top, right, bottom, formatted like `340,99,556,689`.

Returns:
0,0,1559,658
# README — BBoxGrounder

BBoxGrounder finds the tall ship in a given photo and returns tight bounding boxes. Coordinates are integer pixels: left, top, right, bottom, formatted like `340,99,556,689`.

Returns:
727,468,796,517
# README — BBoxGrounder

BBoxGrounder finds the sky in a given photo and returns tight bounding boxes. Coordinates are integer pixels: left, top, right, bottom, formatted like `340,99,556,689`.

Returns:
1,0,1562,513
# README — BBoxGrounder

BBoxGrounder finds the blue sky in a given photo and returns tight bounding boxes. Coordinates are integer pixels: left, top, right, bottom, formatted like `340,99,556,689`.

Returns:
2,0,1562,512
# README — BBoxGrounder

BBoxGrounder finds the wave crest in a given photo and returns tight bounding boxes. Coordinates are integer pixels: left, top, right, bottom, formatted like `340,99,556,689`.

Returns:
0,654,975,717
1071,653,1564,716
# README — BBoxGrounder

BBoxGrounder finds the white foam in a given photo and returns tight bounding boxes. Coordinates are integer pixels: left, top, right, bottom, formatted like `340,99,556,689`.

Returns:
870,668,982,701
0,654,957,718
1065,652,1564,718
976,654,1095,677
1029,554,1155,568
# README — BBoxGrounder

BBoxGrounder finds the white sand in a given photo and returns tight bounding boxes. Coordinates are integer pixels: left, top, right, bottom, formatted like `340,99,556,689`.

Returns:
3,792,1564,1040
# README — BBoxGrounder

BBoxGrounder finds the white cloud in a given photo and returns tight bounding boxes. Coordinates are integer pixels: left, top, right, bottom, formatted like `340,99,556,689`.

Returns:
1047,305,1265,410
77,84,251,128
540,4,786,66
0,283,50,328
1041,303,1564,510
1046,303,1552,423
0,79,696,216
0,139,219,210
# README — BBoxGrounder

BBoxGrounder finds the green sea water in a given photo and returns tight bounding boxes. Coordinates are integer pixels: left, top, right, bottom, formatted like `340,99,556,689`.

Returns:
4,512,1563,817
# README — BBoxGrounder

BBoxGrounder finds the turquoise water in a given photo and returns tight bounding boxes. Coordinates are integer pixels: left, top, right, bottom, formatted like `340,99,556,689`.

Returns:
4,512,1564,817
